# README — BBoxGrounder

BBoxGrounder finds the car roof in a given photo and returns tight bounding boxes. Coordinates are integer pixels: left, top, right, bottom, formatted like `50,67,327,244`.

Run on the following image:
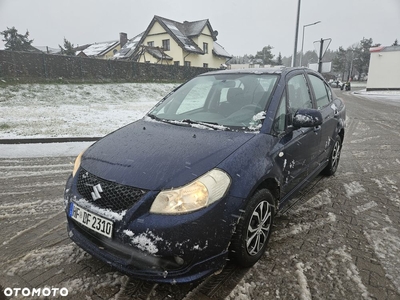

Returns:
201,67,284,76
200,66,314,77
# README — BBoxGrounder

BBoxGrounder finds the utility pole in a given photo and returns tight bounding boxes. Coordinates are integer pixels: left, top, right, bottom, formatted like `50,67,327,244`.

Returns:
318,38,324,73
291,0,301,67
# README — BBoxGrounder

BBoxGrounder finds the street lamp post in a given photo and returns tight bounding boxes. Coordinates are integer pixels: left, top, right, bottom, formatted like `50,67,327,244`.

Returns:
299,21,321,67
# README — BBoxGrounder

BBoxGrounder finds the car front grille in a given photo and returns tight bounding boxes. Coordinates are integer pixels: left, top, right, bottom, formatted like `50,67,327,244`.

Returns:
77,168,147,212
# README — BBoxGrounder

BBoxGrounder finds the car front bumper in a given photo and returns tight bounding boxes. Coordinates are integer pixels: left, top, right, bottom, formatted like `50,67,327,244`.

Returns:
64,174,245,283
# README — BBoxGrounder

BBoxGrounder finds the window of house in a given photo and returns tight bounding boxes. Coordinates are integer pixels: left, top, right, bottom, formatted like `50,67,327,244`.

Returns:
203,63,208,68
147,41,154,47
174,61,180,66
184,61,191,67
162,39,170,51
203,42,208,54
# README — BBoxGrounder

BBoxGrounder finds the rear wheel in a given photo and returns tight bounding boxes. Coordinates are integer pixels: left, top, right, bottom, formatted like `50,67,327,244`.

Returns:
230,189,275,267
322,135,342,176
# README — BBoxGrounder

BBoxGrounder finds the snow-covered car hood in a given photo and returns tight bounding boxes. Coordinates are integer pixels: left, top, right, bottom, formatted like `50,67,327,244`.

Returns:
80,118,255,190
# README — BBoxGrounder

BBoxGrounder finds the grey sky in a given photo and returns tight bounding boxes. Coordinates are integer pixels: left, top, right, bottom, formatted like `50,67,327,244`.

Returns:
0,0,399,58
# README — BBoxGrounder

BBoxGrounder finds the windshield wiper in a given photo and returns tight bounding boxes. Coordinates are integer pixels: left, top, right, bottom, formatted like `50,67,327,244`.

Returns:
147,113,162,121
181,119,225,130
147,113,175,124
148,115,227,130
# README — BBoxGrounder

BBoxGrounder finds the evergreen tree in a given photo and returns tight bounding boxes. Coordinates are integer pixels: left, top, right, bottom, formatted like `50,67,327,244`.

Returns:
276,52,283,65
254,45,274,65
352,38,378,80
301,50,318,67
1,26,33,51
59,38,76,56
332,46,348,80
393,39,398,46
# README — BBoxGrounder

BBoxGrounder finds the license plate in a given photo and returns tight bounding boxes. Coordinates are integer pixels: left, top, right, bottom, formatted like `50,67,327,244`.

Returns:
68,202,113,238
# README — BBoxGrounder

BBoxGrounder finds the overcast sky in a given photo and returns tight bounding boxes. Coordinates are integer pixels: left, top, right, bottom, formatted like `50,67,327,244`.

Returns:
0,0,399,58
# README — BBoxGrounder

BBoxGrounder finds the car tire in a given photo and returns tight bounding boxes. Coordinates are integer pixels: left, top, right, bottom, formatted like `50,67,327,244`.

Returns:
230,189,275,267
322,135,342,176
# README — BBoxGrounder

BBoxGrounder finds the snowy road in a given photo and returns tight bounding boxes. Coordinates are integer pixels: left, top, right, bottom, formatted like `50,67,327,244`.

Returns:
0,155,249,299
1,87,400,299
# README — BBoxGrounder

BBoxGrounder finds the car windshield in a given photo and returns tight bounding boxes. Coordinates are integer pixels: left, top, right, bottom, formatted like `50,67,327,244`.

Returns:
148,73,279,131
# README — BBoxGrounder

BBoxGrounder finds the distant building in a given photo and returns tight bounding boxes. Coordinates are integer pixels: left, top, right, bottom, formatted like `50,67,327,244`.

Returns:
114,15,232,68
113,33,144,60
366,45,400,91
18,44,42,53
76,40,121,59
230,59,273,69
34,46,60,54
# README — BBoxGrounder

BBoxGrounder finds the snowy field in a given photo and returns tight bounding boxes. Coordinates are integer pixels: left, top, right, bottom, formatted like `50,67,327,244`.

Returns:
0,82,178,139
0,82,178,158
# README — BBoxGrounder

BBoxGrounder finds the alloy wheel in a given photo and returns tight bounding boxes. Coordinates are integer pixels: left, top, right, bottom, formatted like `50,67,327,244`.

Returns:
331,140,341,170
246,200,272,256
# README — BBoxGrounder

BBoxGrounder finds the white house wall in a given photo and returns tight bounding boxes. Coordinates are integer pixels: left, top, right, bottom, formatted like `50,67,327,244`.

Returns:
142,21,182,65
367,49,400,90
140,20,229,68
189,27,226,68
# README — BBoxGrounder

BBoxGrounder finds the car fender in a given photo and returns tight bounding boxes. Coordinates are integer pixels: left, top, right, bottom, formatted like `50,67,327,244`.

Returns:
217,133,276,200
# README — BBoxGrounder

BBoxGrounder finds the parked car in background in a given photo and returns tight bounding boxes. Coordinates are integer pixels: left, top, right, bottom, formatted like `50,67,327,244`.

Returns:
64,67,346,283
329,79,344,89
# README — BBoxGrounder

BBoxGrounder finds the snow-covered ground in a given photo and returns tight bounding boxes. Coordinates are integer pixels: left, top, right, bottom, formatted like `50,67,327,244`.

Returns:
0,82,178,158
353,89,400,107
0,82,177,139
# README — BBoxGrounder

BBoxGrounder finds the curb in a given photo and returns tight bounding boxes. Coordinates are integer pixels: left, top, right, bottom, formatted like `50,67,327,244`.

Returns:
0,137,101,145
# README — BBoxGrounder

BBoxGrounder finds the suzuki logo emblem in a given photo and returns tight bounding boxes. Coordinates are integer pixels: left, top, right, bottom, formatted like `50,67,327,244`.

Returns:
91,184,103,201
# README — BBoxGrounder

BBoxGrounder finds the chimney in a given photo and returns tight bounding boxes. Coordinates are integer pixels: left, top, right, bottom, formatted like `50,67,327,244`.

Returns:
119,32,128,47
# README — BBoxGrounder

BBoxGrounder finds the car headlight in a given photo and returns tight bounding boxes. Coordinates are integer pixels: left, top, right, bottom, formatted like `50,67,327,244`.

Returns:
72,150,85,177
150,169,231,215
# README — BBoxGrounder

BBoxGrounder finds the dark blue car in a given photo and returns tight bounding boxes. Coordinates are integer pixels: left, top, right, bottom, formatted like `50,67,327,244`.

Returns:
64,67,345,283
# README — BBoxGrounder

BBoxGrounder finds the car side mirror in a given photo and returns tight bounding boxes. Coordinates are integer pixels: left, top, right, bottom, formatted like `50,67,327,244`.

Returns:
292,108,323,128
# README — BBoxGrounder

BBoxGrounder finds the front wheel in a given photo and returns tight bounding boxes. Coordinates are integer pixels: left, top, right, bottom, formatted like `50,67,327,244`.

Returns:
322,135,342,176
230,189,275,267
